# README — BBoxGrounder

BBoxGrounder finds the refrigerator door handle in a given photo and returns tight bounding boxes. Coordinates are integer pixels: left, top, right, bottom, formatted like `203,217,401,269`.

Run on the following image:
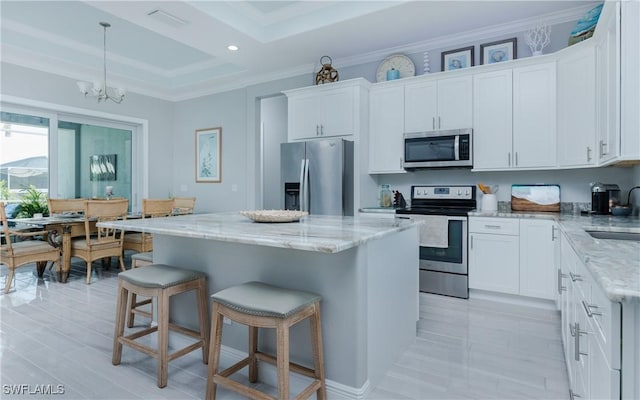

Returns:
299,159,306,211
303,159,310,212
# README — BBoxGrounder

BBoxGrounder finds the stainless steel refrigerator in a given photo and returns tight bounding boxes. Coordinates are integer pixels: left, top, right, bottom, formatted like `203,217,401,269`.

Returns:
281,138,354,216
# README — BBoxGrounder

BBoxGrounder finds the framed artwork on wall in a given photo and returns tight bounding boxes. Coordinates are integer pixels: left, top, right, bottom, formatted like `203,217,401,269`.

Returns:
480,38,517,64
89,154,117,181
441,46,474,71
195,127,222,183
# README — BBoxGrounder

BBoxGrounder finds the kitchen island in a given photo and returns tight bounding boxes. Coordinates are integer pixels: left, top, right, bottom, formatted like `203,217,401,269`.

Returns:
100,212,420,399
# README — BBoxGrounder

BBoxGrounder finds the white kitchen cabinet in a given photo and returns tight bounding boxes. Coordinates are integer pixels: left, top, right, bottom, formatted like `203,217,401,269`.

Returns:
284,79,368,142
519,219,558,300
619,0,640,161
469,217,520,295
369,84,405,174
560,230,622,400
512,62,556,168
404,75,472,132
473,69,513,170
470,217,560,301
557,44,597,167
595,1,620,164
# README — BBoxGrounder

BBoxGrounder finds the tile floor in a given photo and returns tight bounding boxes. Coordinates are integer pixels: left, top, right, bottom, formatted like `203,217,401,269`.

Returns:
1,259,569,399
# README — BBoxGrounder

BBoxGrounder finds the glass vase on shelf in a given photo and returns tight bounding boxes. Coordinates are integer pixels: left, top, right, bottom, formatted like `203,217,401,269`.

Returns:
379,184,392,208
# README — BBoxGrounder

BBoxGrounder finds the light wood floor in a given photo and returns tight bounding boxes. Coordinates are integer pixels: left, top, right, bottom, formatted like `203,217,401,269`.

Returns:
1,260,569,399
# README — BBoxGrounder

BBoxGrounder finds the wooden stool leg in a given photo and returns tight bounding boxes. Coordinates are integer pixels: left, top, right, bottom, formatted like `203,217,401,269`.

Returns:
157,289,169,388
248,326,258,383
118,255,126,272
311,303,327,400
276,321,290,400
127,292,137,328
196,278,210,363
112,282,128,365
206,303,224,400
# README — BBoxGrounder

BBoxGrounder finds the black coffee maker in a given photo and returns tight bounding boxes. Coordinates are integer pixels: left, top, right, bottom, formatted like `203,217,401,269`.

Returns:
590,182,621,214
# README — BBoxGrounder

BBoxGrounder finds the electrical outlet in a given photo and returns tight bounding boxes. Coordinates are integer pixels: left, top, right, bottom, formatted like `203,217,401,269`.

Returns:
223,317,231,325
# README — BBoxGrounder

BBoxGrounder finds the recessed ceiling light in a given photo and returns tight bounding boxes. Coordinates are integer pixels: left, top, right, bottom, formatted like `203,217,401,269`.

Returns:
227,45,239,51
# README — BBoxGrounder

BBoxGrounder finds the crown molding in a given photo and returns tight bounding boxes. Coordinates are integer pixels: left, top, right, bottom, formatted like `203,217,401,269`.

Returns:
1,3,593,102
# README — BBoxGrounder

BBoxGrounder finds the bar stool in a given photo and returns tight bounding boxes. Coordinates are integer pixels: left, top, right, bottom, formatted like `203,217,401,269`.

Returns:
127,251,155,327
112,264,209,388
206,281,326,400
131,251,153,268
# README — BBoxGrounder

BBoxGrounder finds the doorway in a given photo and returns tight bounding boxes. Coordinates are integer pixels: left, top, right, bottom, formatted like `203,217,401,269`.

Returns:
259,95,287,210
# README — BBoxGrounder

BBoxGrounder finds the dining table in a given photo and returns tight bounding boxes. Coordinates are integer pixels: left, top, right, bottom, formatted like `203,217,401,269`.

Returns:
10,213,140,283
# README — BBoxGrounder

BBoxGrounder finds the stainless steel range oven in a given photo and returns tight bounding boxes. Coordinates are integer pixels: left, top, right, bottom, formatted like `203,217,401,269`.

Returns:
396,185,476,299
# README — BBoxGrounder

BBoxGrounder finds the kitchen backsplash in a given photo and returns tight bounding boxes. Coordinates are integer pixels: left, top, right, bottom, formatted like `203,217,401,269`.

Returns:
375,166,636,209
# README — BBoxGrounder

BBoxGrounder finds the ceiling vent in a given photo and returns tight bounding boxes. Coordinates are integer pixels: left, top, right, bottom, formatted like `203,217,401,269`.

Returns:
147,9,189,27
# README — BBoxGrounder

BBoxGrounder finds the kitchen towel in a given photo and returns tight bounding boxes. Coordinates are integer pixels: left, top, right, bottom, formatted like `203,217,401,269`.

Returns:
415,215,449,248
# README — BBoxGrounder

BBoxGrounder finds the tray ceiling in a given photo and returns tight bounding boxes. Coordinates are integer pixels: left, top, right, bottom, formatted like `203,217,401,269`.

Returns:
0,1,598,101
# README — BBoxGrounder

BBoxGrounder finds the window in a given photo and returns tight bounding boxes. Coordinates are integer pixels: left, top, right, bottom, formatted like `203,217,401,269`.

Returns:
0,105,146,213
0,112,49,203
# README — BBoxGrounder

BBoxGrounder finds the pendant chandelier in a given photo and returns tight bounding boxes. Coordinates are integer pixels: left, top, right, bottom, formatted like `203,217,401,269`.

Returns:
77,22,125,104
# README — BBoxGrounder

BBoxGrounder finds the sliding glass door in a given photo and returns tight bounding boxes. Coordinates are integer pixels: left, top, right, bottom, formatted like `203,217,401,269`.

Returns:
1,106,141,213
57,120,132,202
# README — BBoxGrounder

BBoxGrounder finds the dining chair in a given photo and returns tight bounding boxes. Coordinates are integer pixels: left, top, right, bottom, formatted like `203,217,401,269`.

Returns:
48,198,87,216
70,199,129,284
46,198,88,271
1,203,60,293
123,198,174,257
173,197,196,215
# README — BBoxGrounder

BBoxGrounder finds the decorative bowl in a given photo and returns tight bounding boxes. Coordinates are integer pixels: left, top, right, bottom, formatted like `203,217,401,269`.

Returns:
240,210,309,223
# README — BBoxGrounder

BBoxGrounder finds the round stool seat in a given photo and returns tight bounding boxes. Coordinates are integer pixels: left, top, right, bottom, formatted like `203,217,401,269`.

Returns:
131,251,153,263
212,281,321,319
118,264,205,288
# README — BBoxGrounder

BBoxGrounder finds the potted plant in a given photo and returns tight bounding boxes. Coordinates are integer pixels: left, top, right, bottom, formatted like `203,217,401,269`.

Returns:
15,185,48,218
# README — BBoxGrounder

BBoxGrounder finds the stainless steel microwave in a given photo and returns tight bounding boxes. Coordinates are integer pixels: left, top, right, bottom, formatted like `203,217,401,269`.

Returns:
403,129,473,169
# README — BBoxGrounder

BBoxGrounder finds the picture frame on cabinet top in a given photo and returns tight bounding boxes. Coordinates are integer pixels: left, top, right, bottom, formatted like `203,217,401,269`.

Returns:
480,38,517,65
441,46,474,71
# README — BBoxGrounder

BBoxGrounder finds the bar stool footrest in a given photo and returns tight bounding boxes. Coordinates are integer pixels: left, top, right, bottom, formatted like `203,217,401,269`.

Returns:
254,352,317,379
213,375,275,400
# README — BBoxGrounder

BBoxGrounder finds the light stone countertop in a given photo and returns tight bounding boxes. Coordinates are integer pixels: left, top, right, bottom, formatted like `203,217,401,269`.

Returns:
470,211,640,302
99,212,419,254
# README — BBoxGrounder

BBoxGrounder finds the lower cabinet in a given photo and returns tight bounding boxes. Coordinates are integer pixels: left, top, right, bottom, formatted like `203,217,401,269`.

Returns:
469,217,557,300
560,231,621,400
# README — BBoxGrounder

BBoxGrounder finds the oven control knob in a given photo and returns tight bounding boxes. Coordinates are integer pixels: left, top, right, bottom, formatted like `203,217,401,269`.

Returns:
457,189,462,195
465,189,470,196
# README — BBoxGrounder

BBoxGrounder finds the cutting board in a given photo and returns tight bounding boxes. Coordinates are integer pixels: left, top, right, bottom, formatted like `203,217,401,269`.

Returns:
511,184,560,212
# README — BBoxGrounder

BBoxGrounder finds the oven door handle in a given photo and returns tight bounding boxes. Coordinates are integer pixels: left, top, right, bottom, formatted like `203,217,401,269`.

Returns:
395,214,468,222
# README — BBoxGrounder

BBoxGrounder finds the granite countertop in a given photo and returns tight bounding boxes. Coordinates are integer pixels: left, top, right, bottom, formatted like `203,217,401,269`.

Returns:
470,211,640,302
98,212,419,254
359,206,399,214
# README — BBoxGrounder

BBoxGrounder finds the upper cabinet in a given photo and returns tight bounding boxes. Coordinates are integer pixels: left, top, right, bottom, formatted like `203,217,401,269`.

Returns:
557,44,597,167
404,75,472,132
619,0,640,161
473,69,513,170
473,62,556,171
369,85,405,174
512,62,557,169
595,1,620,164
284,79,369,142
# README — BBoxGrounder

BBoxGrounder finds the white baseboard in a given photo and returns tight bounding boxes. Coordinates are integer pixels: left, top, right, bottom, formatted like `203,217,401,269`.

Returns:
468,289,558,311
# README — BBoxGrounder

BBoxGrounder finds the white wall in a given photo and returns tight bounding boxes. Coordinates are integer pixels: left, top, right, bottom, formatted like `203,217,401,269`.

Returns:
0,62,174,204
260,95,287,210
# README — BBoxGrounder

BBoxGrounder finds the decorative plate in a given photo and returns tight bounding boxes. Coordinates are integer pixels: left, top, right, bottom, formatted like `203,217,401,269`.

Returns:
376,54,416,82
240,210,309,223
